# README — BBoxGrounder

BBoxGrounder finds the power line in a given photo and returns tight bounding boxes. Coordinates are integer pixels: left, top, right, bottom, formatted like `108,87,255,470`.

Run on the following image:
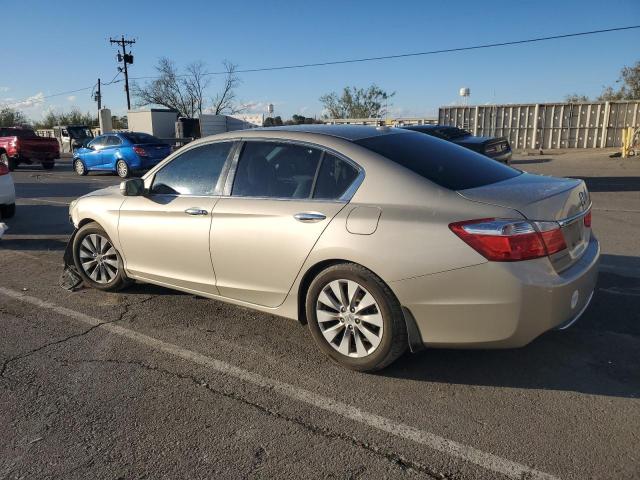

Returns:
131,24,640,80
4,24,639,106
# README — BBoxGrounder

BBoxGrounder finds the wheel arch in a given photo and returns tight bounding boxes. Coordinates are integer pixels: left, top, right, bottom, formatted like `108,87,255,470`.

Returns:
296,258,424,352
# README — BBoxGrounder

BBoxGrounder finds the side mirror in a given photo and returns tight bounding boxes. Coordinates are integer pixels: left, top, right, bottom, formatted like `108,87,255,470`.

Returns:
120,178,145,196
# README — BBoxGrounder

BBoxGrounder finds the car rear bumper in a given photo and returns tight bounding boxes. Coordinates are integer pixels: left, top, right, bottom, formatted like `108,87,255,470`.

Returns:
490,150,512,163
390,236,600,348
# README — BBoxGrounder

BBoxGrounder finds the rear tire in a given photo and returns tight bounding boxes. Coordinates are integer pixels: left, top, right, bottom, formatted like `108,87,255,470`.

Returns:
0,203,15,219
306,263,407,372
74,159,87,176
72,222,130,292
42,161,54,170
116,160,130,178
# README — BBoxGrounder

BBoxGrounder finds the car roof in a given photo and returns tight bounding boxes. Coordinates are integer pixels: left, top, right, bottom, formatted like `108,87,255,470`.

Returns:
258,124,399,141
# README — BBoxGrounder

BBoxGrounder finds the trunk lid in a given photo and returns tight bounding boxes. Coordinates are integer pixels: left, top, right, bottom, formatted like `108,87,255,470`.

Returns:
458,173,592,270
136,143,171,160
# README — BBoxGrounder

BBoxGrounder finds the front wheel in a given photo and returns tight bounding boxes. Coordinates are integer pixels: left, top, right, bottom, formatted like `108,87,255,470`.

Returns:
74,159,87,176
72,222,130,292
116,160,130,178
306,263,407,372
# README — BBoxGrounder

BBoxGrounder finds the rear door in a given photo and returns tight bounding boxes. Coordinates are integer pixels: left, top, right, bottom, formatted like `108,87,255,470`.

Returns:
211,141,361,307
118,141,235,293
100,135,122,168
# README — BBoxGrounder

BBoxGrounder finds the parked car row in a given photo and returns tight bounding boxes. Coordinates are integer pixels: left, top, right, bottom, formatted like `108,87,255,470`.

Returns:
68,125,597,371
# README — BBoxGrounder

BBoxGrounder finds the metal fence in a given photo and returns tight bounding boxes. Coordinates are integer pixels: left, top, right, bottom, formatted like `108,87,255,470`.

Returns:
439,101,640,150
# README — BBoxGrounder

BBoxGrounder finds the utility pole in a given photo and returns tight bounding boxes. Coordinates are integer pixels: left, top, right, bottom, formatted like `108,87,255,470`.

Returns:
109,35,135,110
93,78,102,110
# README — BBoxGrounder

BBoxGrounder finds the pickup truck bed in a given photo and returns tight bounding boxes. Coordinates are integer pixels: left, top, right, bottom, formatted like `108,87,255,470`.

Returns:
0,127,60,170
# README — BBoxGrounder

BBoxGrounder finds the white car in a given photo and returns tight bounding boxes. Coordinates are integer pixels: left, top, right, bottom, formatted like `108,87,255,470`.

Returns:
0,162,16,220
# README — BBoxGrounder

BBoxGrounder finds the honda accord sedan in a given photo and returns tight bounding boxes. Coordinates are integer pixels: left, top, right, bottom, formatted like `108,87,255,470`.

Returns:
67,125,599,371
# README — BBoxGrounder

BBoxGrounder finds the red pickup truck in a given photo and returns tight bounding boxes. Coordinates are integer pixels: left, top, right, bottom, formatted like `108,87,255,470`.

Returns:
0,127,60,171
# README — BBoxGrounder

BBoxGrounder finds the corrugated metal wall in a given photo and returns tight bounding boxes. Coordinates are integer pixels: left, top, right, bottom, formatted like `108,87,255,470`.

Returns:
439,101,640,149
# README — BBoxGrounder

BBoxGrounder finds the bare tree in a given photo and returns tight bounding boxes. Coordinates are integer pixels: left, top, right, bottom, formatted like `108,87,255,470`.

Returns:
210,60,245,115
132,58,210,117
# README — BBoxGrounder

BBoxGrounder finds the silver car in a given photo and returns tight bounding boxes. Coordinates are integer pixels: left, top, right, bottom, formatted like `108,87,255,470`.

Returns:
68,126,599,371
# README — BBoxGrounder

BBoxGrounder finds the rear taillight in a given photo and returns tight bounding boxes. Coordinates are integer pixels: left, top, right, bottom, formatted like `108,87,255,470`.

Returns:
449,218,567,262
133,146,147,156
583,211,592,227
0,163,8,175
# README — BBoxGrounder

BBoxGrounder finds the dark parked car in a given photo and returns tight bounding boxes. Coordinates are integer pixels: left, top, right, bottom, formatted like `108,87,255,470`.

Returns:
402,125,512,164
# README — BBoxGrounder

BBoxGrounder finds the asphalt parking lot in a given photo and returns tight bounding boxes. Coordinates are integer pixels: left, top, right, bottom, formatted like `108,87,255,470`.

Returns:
1,150,639,480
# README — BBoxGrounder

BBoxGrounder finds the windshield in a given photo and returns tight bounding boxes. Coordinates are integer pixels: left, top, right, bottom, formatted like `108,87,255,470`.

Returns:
122,132,163,144
67,127,94,139
355,132,520,190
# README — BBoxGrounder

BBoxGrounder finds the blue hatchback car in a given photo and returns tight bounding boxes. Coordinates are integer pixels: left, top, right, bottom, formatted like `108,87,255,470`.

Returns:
73,132,172,178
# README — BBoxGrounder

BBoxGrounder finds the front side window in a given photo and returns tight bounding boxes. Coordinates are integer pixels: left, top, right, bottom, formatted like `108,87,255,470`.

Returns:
313,154,359,200
151,142,233,196
232,142,322,199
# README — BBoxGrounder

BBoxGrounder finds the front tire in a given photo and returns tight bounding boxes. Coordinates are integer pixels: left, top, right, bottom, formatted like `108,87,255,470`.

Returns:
72,222,130,292
306,263,407,372
116,160,130,178
74,159,87,176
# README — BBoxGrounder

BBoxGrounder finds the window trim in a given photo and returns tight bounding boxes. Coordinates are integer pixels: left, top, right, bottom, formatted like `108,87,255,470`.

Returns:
147,140,238,198
222,138,365,202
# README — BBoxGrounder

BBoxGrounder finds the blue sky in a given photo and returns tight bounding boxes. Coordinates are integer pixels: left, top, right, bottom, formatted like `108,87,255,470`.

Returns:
2,0,639,120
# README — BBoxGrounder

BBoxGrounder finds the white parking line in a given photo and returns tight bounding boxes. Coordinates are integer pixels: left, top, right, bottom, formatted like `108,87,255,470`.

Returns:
0,287,558,480
18,198,71,206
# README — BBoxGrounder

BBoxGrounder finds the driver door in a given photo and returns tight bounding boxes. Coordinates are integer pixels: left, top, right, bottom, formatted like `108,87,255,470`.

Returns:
118,141,235,294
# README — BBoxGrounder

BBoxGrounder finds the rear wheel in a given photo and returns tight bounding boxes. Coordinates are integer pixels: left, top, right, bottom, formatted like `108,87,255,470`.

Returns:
306,263,407,371
42,161,54,170
116,160,130,178
72,222,130,292
0,203,15,219
74,159,87,176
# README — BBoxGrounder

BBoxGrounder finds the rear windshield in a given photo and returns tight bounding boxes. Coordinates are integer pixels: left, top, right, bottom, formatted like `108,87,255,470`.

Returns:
0,128,37,138
354,132,520,190
122,132,162,144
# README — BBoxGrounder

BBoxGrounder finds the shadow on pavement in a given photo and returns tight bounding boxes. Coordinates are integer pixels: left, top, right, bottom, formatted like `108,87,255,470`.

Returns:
511,157,553,165
570,176,640,192
2,205,72,236
383,270,640,399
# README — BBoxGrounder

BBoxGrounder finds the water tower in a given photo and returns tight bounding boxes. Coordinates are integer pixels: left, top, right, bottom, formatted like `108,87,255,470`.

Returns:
267,103,274,117
459,87,470,106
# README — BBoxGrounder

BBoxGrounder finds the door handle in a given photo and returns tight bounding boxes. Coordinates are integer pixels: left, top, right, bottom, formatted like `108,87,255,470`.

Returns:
294,212,326,223
184,208,208,216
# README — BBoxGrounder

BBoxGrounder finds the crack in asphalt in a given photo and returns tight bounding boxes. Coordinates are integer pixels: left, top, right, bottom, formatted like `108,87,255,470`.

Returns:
0,295,155,378
71,358,448,479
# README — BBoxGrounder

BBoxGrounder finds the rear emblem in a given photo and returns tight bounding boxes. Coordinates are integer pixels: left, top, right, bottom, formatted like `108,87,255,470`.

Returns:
578,191,587,207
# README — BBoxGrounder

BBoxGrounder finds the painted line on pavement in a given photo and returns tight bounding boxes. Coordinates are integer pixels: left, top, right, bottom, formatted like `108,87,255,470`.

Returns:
0,287,559,480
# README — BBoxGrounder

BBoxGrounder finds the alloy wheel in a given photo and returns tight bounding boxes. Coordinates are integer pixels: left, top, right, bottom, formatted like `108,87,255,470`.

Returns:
78,234,119,284
74,160,84,175
117,161,128,178
316,279,384,358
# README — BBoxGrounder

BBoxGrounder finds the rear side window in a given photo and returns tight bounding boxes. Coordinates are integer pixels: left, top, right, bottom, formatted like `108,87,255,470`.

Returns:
105,136,122,146
313,154,359,200
151,142,233,196
355,132,520,190
232,142,322,199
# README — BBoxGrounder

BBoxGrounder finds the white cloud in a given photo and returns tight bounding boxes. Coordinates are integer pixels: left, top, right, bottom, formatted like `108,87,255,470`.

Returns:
67,95,76,102
2,92,46,110
0,86,9,93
